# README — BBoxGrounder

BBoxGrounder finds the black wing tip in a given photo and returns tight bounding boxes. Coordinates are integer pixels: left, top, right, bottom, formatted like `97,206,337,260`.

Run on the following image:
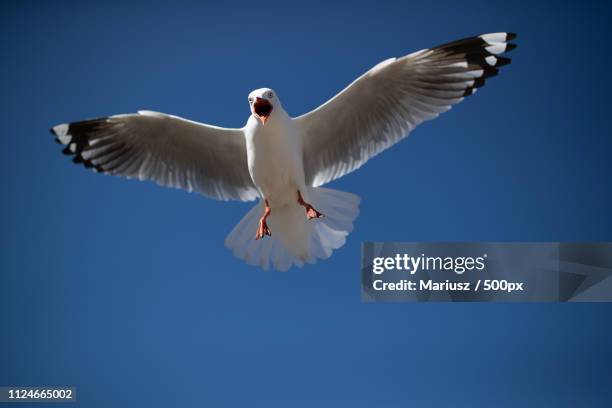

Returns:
481,68,499,80
421,32,517,99
50,120,94,169
462,77,487,97
436,32,518,56
505,43,518,52
494,56,512,67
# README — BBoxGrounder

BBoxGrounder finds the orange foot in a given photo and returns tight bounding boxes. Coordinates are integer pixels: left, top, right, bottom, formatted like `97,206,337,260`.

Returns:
305,206,324,220
255,200,272,240
297,190,324,220
255,219,271,240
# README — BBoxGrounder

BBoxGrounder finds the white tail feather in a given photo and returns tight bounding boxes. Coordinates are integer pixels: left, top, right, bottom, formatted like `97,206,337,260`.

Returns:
225,187,360,271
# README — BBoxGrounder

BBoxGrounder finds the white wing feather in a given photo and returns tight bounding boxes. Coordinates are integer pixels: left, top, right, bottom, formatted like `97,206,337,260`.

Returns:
52,110,258,201
296,32,517,187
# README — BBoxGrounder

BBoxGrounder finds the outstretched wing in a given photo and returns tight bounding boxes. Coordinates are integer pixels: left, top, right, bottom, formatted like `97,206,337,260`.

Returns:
51,110,258,201
296,32,517,187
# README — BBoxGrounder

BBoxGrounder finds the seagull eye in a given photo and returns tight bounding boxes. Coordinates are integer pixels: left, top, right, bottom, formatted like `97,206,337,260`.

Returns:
248,97,253,103
267,91,274,99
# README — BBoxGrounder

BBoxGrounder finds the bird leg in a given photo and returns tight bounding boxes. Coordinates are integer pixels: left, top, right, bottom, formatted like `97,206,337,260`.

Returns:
297,190,324,220
255,200,272,240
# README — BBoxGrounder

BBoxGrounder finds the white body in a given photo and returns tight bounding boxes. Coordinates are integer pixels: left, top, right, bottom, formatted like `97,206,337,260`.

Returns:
244,109,306,207
228,95,360,269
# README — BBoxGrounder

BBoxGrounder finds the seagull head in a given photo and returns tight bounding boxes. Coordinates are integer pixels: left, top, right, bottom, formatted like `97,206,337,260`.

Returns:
248,88,277,125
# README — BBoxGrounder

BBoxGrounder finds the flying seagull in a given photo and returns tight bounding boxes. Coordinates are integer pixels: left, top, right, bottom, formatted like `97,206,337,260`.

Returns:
51,32,517,271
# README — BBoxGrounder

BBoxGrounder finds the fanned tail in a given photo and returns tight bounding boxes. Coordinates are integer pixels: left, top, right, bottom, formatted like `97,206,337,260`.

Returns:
224,187,360,271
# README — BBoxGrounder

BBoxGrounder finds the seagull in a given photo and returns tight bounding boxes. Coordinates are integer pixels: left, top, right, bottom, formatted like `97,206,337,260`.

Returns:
51,32,517,271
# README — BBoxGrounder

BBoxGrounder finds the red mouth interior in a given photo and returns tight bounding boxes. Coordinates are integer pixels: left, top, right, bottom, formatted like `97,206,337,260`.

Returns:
254,99,273,117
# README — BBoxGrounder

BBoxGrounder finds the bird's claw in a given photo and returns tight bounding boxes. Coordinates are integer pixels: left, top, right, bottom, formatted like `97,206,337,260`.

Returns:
306,206,324,220
255,219,271,240
297,190,324,220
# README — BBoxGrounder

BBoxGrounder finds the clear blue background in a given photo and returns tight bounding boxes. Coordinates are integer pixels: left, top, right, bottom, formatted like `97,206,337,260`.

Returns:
1,0,611,406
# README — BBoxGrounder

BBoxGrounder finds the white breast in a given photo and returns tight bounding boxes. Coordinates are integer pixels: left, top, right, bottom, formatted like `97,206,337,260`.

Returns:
244,111,305,206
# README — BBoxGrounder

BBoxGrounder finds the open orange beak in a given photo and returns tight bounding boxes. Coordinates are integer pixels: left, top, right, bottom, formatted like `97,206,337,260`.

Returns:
253,97,273,125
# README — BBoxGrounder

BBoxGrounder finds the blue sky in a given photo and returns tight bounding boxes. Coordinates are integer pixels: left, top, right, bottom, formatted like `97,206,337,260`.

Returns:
1,0,611,406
